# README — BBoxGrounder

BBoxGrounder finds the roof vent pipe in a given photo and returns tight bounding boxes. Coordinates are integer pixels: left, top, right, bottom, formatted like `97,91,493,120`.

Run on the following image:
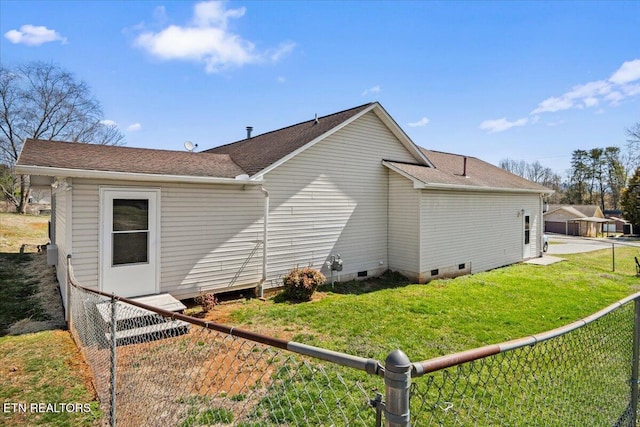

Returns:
463,156,468,177
314,113,319,124
246,126,253,139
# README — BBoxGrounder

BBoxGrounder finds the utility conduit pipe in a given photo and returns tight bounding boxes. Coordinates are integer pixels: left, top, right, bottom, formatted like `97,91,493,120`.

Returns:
259,186,269,298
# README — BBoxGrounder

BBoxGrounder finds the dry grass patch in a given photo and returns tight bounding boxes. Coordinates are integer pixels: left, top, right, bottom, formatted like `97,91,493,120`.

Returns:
0,214,102,426
0,212,49,253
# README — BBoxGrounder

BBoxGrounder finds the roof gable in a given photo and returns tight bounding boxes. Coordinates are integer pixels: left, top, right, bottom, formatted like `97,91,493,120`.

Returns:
205,102,431,177
17,139,246,179
546,204,604,218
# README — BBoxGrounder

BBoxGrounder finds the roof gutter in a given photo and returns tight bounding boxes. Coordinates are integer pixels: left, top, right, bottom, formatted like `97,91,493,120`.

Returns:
416,181,555,194
382,160,554,195
15,165,263,185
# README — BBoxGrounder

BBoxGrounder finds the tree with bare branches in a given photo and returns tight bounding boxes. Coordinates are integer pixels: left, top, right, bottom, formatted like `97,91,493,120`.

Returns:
0,61,124,213
627,123,640,170
499,158,563,202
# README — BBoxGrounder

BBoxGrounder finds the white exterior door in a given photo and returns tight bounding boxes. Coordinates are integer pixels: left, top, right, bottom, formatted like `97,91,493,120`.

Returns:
523,213,531,259
100,188,160,297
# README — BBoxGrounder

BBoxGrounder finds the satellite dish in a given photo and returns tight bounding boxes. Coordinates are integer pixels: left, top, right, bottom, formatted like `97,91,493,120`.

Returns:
184,141,195,152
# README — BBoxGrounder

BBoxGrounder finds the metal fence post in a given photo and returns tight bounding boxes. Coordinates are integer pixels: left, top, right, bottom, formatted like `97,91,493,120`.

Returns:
384,349,411,427
110,294,117,427
66,254,72,328
612,242,616,272
632,298,640,426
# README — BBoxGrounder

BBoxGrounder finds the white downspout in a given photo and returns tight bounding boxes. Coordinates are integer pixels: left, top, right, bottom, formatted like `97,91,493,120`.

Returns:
259,186,269,298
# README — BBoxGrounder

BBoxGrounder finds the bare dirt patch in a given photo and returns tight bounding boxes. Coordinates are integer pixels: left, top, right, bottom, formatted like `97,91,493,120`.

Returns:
114,325,279,426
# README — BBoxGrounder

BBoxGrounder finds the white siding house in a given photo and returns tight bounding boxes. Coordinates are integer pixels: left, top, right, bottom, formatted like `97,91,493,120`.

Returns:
260,110,420,283
16,102,552,307
67,179,264,299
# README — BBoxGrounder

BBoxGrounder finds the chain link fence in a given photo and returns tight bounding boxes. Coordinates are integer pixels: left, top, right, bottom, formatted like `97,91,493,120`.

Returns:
67,263,385,426
409,295,640,427
66,257,640,426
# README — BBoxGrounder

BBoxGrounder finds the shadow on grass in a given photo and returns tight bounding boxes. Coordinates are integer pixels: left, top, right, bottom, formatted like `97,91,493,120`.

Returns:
0,252,64,336
270,271,412,303
317,270,411,295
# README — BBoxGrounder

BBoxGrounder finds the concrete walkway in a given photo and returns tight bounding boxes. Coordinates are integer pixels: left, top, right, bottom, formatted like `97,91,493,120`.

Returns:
524,235,640,266
524,255,565,266
546,234,615,255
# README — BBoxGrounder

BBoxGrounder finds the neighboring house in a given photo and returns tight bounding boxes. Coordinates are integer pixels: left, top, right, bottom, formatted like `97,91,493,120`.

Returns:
544,204,612,237
16,102,552,306
604,210,632,234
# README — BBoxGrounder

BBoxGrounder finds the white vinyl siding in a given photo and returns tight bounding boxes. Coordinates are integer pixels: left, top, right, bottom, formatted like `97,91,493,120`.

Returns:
263,110,419,284
159,184,263,298
71,181,100,286
54,183,71,304
419,190,541,276
70,179,263,299
388,170,420,279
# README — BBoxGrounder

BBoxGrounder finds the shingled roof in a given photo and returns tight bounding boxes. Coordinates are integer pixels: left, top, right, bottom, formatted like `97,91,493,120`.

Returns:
385,148,553,193
546,204,603,218
17,139,246,179
16,104,550,194
205,103,374,175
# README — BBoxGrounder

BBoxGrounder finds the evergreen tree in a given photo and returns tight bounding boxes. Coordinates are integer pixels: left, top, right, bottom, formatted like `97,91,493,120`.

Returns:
621,167,640,228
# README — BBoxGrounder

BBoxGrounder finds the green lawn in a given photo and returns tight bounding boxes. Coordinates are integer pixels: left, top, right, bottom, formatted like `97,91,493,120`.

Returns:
0,331,103,427
224,248,640,426
0,213,102,427
232,247,640,362
4,205,639,426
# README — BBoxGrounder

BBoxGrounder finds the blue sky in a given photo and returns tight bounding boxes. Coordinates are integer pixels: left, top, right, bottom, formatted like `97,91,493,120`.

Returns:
1,1,639,176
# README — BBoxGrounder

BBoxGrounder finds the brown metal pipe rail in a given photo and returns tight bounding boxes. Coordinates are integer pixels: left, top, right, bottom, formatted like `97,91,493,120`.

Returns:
66,258,382,377
412,291,640,377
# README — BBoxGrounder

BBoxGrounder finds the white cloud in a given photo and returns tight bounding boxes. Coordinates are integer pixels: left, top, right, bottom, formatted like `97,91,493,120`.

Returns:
100,119,118,127
609,59,640,84
479,58,640,134
583,97,599,107
530,59,640,116
4,24,66,46
408,117,430,127
268,41,296,62
530,96,575,114
479,117,528,134
623,83,640,97
193,1,246,28
531,80,611,114
361,85,381,96
133,1,294,73
127,123,142,132
604,91,624,104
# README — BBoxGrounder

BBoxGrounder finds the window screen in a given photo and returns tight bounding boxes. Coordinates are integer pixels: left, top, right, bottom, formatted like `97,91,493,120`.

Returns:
112,199,149,265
